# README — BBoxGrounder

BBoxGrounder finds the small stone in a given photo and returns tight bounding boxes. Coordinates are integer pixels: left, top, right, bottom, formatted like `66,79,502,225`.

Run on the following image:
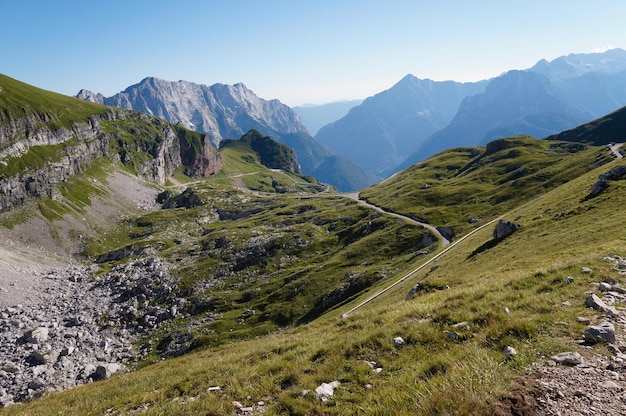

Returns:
207,386,221,392
232,401,243,409
585,294,619,317
565,276,575,284
444,330,460,340
26,351,47,366
315,381,340,400
581,267,593,274
600,380,622,390
599,282,612,292
392,336,405,348
562,301,572,306
95,363,121,380
551,352,583,366
577,317,591,325
503,346,517,357
24,327,49,344
503,307,510,314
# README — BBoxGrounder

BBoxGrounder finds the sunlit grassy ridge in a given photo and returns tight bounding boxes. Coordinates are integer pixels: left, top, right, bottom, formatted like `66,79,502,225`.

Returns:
361,135,612,237
0,74,107,135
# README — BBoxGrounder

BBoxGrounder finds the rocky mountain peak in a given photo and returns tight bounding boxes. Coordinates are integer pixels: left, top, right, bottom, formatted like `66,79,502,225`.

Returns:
77,78,308,148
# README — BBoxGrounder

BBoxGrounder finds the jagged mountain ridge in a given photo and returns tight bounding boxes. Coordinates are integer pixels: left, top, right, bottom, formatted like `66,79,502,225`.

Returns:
315,75,487,174
77,77,307,148
78,77,377,191
312,48,626,177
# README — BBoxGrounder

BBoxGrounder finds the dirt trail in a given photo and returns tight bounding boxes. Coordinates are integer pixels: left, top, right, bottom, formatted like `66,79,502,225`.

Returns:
343,192,450,247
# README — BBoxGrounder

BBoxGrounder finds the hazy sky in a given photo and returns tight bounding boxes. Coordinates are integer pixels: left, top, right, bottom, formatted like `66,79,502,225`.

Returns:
3,0,626,106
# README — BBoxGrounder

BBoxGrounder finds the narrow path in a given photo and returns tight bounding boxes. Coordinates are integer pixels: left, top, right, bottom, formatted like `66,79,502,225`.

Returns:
609,142,624,159
340,214,503,318
343,192,450,247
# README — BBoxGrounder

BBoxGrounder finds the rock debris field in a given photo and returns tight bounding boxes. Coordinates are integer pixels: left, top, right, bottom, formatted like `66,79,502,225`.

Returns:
0,243,179,408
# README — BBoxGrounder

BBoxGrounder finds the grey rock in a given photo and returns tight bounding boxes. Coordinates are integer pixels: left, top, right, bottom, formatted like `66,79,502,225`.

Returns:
503,346,518,357
551,351,583,366
392,337,405,348
600,380,622,390
23,327,49,344
493,220,520,241
315,381,340,400
583,322,616,344
444,330,460,340
585,294,620,317
95,363,121,381
26,351,47,366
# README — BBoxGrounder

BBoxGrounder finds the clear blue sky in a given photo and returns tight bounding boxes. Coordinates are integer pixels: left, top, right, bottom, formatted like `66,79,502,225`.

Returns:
3,0,626,106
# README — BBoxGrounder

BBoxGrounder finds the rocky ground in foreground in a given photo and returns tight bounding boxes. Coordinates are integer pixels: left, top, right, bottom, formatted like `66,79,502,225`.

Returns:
498,254,626,416
0,254,179,407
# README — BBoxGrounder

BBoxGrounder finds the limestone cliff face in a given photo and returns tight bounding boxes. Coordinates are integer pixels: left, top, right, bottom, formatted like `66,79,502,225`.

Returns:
77,77,308,147
0,108,221,210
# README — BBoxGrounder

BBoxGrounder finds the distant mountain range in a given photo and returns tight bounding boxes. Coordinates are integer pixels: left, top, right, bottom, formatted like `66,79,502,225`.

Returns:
77,78,377,191
315,75,487,175
76,48,626,186
315,48,626,177
293,100,362,135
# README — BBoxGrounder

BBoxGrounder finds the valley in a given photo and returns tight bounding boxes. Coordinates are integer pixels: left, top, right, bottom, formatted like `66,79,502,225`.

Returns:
1,67,626,415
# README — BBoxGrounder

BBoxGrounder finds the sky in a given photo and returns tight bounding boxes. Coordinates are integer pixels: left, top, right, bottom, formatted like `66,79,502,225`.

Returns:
3,0,626,106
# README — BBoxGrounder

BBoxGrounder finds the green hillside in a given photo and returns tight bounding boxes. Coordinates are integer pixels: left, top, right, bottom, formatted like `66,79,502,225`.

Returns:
545,104,626,145
361,135,612,237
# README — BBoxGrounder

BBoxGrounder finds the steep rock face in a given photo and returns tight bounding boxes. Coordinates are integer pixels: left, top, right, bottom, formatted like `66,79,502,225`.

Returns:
221,129,301,174
0,108,221,210
79,78,308,147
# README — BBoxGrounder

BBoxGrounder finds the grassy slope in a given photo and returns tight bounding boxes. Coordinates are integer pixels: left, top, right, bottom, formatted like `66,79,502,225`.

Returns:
361,135,612,237
81,142,438,352
0,74,107,133
4,134,625,414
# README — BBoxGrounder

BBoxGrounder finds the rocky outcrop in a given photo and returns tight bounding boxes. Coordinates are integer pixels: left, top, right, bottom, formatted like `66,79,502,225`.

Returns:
0,108,221,210
493,219,520,241
587,165,626,199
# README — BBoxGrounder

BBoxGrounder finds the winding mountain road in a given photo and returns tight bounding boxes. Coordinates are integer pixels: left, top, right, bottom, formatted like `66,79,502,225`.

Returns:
343,192,450,247
340,213,503,318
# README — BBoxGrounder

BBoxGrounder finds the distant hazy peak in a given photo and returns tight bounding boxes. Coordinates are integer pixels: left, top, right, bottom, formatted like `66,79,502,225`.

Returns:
530,48,626,81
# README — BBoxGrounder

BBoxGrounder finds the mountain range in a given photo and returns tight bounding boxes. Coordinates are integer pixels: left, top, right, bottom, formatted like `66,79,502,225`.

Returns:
77,78,377,191
316,48,626,177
